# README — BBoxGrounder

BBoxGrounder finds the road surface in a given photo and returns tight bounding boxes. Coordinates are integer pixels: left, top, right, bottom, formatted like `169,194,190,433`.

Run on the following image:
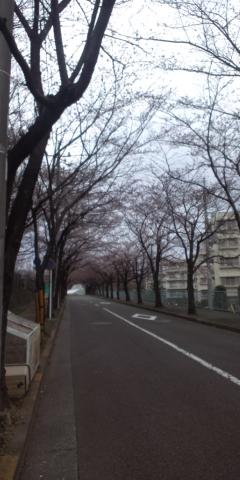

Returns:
19,295,240,479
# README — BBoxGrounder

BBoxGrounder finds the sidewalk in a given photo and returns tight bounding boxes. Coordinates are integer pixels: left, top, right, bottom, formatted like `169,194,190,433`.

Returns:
14,302,78,480
112,299,240,333
0,306,65,480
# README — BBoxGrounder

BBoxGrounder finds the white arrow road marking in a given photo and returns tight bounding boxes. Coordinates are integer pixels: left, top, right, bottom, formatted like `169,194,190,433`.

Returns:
100,302,111,305
132,313,157,321
104,308,240,388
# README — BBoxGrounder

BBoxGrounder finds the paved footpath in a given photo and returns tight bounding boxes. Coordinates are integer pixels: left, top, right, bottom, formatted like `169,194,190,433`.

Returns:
18,295,240,479
18,303,79,480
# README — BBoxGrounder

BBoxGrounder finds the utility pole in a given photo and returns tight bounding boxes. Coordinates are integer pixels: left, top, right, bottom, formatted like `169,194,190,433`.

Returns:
0,2,14,386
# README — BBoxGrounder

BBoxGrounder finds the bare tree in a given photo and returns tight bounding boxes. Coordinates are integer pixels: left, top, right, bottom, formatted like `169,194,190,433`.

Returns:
162,172,222,314
150,0,240,79
159,80,240,232
126,186,173,307
131,247,148,304
0,0,121,406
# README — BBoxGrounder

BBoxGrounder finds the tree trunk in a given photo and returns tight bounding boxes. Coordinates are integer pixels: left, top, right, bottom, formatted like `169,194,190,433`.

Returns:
53,272,60,310
5,138,48,305
35,266,45,324
59,270,68,302
110,280,114,299
53,264,63,311
123,280,130,302
136,281,143,304
53,250,63,310
187,264,195,315
153,275,162,308
116,275,120,300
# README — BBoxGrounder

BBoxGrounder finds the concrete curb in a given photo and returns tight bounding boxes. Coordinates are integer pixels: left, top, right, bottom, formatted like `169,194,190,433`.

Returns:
0,305,65,480
110,299,240,334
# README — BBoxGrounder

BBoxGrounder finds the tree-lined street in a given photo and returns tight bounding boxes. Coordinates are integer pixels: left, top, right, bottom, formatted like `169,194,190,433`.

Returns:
19,296,240,479
1,2,240,477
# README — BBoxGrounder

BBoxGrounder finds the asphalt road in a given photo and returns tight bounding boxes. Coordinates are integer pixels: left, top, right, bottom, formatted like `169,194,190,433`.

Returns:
19,295,240,479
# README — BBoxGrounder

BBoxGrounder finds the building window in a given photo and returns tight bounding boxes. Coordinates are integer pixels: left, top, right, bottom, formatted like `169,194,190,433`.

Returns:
220,257,239,268
219,238,238,248
221,277,240,287
217,220,238,232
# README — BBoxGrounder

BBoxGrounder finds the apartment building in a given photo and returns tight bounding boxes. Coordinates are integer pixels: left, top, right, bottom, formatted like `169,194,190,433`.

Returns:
210,212,240,299
150,212,240,304
161,262,187,300
160,262,209,303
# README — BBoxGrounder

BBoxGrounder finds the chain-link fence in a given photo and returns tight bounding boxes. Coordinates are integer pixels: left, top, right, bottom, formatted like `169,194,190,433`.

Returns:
114,289,240,313
10,271,35,312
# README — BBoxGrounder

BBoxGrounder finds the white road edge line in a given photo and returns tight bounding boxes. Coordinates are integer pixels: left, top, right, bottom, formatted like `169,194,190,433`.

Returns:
103,308,240,388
